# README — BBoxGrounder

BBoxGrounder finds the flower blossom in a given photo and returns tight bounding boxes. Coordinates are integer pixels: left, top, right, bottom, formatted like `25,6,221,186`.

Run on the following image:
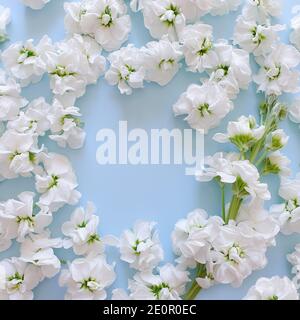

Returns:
2,36,52,87
35,152,81,212
244,276,298,300
253,44,300,96
105,44,146,95
20,0,51,10
119,220,164,272
59,255,116,300
287,244,300,289
290,6,300,51
242,0,282,23
141,36,182,86
0,258,42,300
173,81,233,133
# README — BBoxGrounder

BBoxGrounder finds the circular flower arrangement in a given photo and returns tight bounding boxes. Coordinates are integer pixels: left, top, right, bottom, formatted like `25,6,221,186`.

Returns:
1,0,300,301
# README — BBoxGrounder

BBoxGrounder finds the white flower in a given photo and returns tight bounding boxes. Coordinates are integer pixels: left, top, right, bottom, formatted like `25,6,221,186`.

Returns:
173,81,233,133
20,0,50,10
142,0,186,41
244,276,298,300
242,0,282,23
35,153,81,212
174,0,210,22
0,70,28,121
266,129,289,151
287,244,300,289
253,44,300,96
119,221,164,272
105,44,146,95
207,41,252,99
271,174,300,235
0,219,13,253
262,151,291,176
7,97,51,136
289,98,300,124
172,209,223,268
195,152,239,183
2,36,52,87
237,200,279,246
0,130,41,180
213,116,265,152
45,39,91,101
48,99,86,150
210,222,268,287
0,5,10,42
234,16,285,56
179,23,217,73
20,232,62,279
79,0,131,51
210,0,241,16
64,34,106,85
0,192,52,243
0,258,42,300
127,264,189,300
142,37,182,86
62,202,105,256
59,255,116,300
290,6,300,51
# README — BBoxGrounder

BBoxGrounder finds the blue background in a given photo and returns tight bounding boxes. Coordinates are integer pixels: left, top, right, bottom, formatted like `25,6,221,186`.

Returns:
0,0,300,300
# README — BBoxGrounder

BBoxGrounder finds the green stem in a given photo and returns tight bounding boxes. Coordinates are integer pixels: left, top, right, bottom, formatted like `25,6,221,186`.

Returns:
184,264,206,300
255,150,268,167
226,195,243,223
249,138,264,163
221,183,226,222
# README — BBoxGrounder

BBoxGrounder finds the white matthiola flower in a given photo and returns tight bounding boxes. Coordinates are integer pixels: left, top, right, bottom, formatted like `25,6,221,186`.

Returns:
64,1,89,34
210,0,241,16
174,0,210,22
242,0,282,23
62,202,106,256
244,276,298,300
287,244,300,289
195,152,239,183
0,70,28,122
65,34,106,85
234,16,285,56
105,45,145,95
48,99,86,150
142,37,182,86
45,39,90,102
7,97,51,136
20,232,62,279
253,44,300,96
119,221,164,272
0,219,13,252
172,209,223,269
0,258,42,300
179,23,217,73
231,160,271,202
0,5,10,42
35,152,81,212
142,0,186,41
0,192,52,243
237,200,279,246
210,222,268,287
173,82,233,133
80,0,131,51
20,0,50,10
271,174,300,235
266,129,289,151
128,264,189,300
59,255,116,300
213,115,265,152
207,41,252,99
262,151,291,176
0,130,41,180
2,36,52,87
290,6,300,51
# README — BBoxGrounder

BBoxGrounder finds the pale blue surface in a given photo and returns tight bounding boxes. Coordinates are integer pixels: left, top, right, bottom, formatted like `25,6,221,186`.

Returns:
0,0,300,300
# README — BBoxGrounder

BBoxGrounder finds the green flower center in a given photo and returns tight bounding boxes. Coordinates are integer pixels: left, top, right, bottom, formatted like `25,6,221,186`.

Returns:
149,282,170,299
100,6,113,27
197,103,211,117
16,216,35,227
87,233,100,244
251,26,266,45
48,175,59,190
50,65,77,78
197,38,213,56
